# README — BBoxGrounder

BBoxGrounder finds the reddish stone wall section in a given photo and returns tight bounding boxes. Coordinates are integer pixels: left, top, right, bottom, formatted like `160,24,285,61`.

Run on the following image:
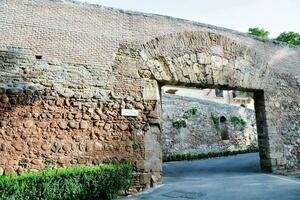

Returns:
0,73,159,191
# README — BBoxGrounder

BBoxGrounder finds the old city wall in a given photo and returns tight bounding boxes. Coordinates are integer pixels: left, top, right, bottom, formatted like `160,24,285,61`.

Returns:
161,94,257,156
0,0,300,190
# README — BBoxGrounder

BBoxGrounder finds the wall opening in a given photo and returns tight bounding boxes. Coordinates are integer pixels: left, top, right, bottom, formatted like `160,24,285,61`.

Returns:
160,84,269,172
219,116,229,140
220,116,227,123
35,55,42,60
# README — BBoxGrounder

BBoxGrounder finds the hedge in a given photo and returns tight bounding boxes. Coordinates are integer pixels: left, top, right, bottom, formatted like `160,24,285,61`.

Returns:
0,163,132,200
163,147,259,162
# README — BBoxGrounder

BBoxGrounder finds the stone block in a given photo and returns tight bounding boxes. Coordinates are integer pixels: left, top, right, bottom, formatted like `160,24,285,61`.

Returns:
80,121,88,129
68,121,79,129
24,120,34,128
197,52,211,64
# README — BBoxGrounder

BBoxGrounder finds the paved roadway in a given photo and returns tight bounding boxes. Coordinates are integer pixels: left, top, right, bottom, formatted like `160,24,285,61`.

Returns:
121,153,300,200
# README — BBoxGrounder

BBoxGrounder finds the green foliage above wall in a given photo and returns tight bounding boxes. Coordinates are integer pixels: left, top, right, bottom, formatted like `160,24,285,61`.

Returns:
248,27,300,47
276,32,300,46
248,27,270,39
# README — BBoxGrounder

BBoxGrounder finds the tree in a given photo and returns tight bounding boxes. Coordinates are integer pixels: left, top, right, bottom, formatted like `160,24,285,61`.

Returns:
247,27,270,39
275,32,300,46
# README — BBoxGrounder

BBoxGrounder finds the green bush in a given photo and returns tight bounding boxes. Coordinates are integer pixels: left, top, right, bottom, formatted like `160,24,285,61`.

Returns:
186,153,192,160
163,147,259,162
0,163,133,200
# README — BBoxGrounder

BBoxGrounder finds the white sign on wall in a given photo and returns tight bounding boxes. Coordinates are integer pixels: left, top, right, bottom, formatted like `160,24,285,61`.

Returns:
121,109,139,117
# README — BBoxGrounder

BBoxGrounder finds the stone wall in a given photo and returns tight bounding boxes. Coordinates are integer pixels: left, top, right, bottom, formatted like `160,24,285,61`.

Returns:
0,0,299,191
0,49,160,191
161,94,257,156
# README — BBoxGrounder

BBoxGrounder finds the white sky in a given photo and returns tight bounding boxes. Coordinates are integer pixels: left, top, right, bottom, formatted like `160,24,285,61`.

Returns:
80,0,300,38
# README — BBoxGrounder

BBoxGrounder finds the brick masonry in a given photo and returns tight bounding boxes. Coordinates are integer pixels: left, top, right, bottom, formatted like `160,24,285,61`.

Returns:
0,0,300,191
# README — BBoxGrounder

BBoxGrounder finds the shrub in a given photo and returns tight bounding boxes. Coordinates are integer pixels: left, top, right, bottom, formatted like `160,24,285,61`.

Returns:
163,147,259,162
175,154,181,161
0,163,132,200
186,153,192,160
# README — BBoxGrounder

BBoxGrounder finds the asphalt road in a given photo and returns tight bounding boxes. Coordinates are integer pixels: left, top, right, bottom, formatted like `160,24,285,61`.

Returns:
121,153,300,200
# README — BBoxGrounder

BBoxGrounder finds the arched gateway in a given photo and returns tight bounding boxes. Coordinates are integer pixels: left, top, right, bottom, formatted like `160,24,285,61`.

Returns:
113,31,300,188
0,0,299,192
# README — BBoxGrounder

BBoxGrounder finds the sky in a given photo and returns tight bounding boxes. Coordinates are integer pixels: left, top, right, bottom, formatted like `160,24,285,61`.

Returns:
79,0,300,38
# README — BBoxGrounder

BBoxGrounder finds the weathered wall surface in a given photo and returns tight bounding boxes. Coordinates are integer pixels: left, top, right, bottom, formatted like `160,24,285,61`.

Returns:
161,94,257,156
0,0,300,191
0,49,160,190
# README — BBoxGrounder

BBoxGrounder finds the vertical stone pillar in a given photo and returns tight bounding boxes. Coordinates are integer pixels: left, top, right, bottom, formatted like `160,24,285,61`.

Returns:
254,91,272,171
254,90,285,172
142,80,162,188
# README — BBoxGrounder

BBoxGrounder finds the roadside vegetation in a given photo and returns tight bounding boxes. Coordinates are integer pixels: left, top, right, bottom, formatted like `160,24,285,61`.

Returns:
163,147,259,162
0,163,132,200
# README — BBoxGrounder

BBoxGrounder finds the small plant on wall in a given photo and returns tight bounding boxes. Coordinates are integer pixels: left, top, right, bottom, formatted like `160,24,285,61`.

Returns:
172,106,198,129
172,119,186,129
210,113,220,126
230,116,246,127
184,107,198,117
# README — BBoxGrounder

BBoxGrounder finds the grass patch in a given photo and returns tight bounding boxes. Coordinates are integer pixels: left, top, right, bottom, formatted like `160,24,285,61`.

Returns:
163,147,259,162
0,163,132,200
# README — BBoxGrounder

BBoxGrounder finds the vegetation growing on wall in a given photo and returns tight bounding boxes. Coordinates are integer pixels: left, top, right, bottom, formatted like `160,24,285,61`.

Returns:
210,114,247,129
172,119,186,129
0,163,133,200
210,113,220,126
172,106,198,129
184,107,199,117
230,116,246,127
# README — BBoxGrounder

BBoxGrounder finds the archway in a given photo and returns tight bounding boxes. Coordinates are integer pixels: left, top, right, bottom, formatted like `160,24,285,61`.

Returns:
112,31,299,189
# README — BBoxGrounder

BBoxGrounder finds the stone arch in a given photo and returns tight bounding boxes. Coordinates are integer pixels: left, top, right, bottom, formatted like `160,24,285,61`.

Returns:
112,31,300,188
138,31,268,90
